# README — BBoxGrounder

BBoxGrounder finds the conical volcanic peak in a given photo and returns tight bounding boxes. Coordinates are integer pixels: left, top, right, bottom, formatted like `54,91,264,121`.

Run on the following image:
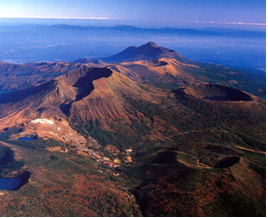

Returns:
102,42,189,63
142,41,159,48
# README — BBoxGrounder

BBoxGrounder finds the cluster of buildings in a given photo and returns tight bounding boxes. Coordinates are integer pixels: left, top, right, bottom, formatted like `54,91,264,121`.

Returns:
76,145,122,175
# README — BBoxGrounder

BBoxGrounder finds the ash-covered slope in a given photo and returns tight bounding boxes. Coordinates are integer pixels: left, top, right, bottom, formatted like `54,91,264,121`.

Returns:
102,41,190,63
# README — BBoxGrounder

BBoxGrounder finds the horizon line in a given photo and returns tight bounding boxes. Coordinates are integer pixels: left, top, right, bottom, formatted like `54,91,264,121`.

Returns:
0,17,265,26
183,21,266,26
0,16,117,20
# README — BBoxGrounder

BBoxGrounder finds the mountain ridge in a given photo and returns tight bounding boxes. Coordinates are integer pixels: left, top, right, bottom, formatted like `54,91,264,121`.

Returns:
101,41,190,63
51,24,266,37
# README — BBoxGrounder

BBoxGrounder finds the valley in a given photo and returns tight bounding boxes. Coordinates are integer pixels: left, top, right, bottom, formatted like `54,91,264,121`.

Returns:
0,42,265,216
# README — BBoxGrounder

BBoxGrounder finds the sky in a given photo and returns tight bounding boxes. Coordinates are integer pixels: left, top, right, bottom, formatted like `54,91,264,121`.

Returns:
0,0,266,29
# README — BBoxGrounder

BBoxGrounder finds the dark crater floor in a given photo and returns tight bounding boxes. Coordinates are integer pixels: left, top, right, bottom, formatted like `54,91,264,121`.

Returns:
184,84,252,102
214,156,240,168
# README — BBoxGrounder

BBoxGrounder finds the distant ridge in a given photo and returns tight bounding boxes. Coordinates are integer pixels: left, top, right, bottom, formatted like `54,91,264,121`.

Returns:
101,41,190,63
51,24,265,38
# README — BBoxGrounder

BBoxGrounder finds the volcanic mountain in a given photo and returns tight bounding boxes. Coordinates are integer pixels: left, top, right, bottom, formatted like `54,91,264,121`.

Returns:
102,41,190,63
0,44,266,216
0,67,170,144
0,65,264,145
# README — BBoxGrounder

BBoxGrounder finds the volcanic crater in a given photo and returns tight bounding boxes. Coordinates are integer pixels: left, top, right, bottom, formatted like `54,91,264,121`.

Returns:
184,84,253,102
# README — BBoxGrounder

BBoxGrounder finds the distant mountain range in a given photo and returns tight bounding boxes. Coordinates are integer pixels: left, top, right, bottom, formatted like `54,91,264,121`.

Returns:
52,24,266,38
0,24,265,69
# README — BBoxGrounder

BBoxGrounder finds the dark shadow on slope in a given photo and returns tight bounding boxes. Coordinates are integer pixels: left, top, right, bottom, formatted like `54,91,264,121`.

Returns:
151,151,178,164
0,80,56,104
214,156,240,168
60,68,113,116
60,101,74,117
74,68,112,101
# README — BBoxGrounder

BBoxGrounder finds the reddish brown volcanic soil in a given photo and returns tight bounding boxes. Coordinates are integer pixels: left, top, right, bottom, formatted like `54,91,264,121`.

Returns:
0,66,168,144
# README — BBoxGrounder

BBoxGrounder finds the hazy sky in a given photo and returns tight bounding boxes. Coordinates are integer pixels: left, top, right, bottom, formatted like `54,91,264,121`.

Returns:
0,0,266,28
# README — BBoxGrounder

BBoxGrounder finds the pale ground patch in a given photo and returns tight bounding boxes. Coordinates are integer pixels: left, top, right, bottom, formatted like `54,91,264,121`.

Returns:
46,146,62,152
31,118,54,125
235,146,266,154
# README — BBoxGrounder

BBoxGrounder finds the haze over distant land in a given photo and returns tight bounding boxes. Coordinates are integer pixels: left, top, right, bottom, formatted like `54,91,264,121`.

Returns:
0,17,265,31
0,20,265,70
0,0,265,69
0,0,265,31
